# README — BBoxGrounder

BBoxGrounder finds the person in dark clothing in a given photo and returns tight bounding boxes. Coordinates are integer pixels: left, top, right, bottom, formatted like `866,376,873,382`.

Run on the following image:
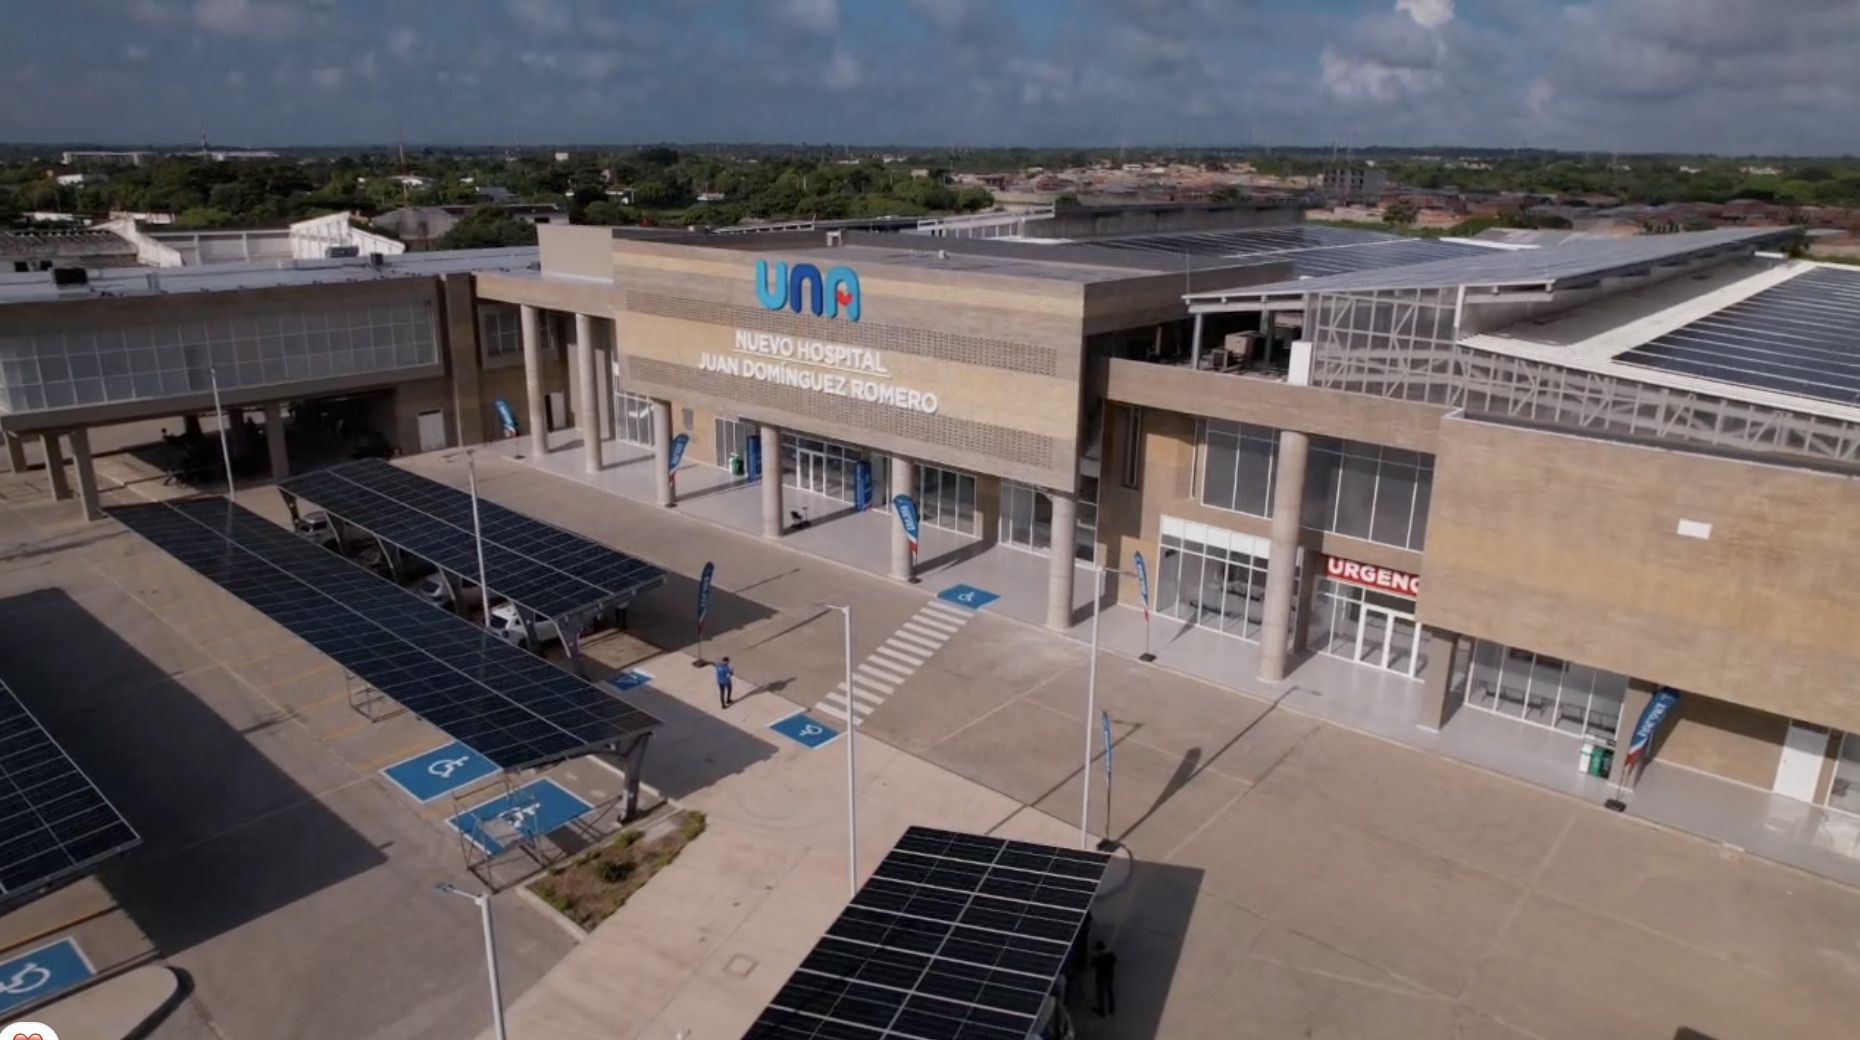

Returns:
1090,941,1116,1017
715,656,735,709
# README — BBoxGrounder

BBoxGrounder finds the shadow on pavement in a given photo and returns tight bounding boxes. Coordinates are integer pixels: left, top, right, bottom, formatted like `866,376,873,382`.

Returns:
0,589,387,957
628,569,778,654
603,678,778,804
1078,856,1203,1040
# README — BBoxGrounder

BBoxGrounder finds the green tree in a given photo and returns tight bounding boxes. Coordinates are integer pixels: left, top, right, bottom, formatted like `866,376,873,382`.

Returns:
175,207,239,229
1383,200,1420,226
437,208,539,248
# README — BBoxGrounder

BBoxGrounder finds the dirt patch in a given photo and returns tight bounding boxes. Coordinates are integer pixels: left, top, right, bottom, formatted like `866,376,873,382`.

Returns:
530,810,706,931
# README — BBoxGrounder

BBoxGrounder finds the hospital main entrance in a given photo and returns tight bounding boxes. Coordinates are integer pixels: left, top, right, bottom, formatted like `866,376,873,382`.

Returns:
1309,557,1426,679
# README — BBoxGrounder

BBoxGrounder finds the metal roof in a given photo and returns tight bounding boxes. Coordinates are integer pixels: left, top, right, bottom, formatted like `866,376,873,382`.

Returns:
0,246,539,305
1186,227,1796,308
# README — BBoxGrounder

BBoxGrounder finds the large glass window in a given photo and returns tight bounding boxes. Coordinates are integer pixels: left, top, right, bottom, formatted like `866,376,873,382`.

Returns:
1310,581,1426,678
478,304,522,364
1452,639,1627,743
617,391,655,446
1830,735,1860,816
1000,480,1052,553
1198,420,1278,518
714,417,752,468
1154,516,1274,641
1303,438,1434,551
915,464,978,536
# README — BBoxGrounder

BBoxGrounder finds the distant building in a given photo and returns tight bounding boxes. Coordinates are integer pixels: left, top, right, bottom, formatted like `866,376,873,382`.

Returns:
393,175,431,190
1741,165,1783,177
473,186,514,204
54,172,108,187
0,228,137,273
1322,167,1389,202
97,211,403,267
695,192,727,203
61,150,150,167
369,204,564,249
554,151,570,162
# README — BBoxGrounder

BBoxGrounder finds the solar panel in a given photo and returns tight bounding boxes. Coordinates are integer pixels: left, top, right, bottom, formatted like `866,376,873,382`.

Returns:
1085,223,1390,258
0,677,139,902
1615,265,1860,407
744,827,1110,1040
110,498,659,771
281,460,664,621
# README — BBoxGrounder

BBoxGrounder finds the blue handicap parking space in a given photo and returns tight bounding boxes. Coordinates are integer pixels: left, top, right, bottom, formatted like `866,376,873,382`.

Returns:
381,741,499,803
449,778,593,856
938,584,1000,610
608,670,653,692
0,937,93,1016
770,711,841,749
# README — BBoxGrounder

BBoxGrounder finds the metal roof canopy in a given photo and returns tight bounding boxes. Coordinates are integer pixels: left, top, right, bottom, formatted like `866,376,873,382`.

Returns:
109,498,661,788
1184,227,1797,312
744,826,1111,1040
279,460,665,671
0,676,141,911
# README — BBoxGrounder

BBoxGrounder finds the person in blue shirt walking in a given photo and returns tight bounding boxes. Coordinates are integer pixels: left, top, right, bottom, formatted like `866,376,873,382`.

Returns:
715,656,734,710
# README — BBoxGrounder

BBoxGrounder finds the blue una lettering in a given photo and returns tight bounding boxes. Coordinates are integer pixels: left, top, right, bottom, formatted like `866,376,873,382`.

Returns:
788,263,824,317
755,260,789,310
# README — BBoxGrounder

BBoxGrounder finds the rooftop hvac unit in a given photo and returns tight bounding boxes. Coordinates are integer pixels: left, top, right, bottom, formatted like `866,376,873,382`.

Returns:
368,252,385,268
325,245,360,258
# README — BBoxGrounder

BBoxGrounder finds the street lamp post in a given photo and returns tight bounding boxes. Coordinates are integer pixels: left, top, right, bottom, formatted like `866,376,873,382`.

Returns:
823,604,859,896
436,883,507,1040
1078,564,1105,850
467,450,491,632
209,367,236,504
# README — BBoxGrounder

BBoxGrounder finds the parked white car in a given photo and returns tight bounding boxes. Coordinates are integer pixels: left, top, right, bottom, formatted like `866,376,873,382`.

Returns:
293,510,336,548
416,574,483,612
487,601,561,652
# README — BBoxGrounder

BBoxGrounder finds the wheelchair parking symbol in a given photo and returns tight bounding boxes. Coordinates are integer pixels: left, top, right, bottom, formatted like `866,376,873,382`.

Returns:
382,741,499,802
770,711,841,749
0,937,92,1016
938,584,1000,610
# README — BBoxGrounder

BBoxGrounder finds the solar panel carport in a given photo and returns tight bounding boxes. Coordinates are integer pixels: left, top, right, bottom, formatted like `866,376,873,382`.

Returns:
279,459,665,671
744,827,1110,1040
109,497,661,819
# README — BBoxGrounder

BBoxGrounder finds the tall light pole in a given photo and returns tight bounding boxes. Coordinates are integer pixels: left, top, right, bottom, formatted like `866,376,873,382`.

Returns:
821,603,859,896
467,450,491,631
436,883,506,1040
1079,564,1105,850
209,367,236,504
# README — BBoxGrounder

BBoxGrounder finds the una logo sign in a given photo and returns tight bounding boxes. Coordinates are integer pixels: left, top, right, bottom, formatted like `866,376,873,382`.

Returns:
756,260,861,322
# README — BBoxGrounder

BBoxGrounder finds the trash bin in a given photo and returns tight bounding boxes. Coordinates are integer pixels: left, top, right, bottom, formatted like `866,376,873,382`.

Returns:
728,451,744,476
1579,743,1595,775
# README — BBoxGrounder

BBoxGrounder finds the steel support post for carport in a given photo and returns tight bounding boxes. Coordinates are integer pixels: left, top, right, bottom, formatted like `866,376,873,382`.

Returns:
613,733,651,822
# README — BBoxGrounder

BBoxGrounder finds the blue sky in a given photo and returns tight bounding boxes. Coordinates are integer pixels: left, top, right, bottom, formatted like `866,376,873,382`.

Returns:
6,0,1858,154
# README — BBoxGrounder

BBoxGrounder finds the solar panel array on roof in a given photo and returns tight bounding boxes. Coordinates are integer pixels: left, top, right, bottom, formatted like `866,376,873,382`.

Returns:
1614,266,1860,407
0,677,139,901
1187,226,1794,301
744,827,1110,1040
110,497,659,770
1084,223,1389,257
281,459,663,621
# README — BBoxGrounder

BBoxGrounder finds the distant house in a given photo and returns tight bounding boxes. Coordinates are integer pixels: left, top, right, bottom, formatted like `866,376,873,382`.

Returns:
1322,167,1389,202
369,203,564,248
695,192,727,203
393,175,431,190
473,186,515,204
54,172,109,187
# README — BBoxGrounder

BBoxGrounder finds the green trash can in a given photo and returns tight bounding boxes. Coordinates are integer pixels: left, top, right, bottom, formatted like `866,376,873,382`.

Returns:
728,451,744,476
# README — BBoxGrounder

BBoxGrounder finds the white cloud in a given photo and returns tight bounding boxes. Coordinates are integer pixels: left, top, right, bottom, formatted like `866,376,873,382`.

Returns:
309,65,345,91
191,0,305,39
387,29,418,59
224,68,245,89
823,49,863,90
1318,45,1441,102
779,0,838,34
1396,0,1454,30
508,0,570,35
123,43,151,61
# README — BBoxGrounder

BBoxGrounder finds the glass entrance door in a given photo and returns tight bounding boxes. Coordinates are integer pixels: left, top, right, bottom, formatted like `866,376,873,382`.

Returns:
1351,601,1421,677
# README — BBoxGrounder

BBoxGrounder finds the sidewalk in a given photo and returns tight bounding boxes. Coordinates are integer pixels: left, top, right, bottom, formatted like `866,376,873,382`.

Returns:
480,432,1860,894
473,644,1078,1040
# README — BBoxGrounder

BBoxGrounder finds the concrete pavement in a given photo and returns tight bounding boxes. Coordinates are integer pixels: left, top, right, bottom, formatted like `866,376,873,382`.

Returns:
416,451,1860,1040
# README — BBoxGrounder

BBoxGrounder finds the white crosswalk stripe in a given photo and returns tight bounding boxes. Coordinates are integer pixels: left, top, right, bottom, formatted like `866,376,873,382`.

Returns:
810,599,978,722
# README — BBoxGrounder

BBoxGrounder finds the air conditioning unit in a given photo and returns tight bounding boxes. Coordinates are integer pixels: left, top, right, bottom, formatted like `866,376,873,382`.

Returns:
51,267,89,288
325,245,360,258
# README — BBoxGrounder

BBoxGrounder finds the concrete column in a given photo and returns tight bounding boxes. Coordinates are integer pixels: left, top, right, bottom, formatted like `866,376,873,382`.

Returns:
40,433,70,501
263,401,288,479
1417,628,1462,731
1045,490,1078,630
3,433,26,474
442,273,486,445
651,399,674,507
595,327,615,443
1292,550,1320,655
573,312,602,473
69,428,101,522
1257,430,1311,682
889,454,916,581
520,304,547,456
759,423,783,538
